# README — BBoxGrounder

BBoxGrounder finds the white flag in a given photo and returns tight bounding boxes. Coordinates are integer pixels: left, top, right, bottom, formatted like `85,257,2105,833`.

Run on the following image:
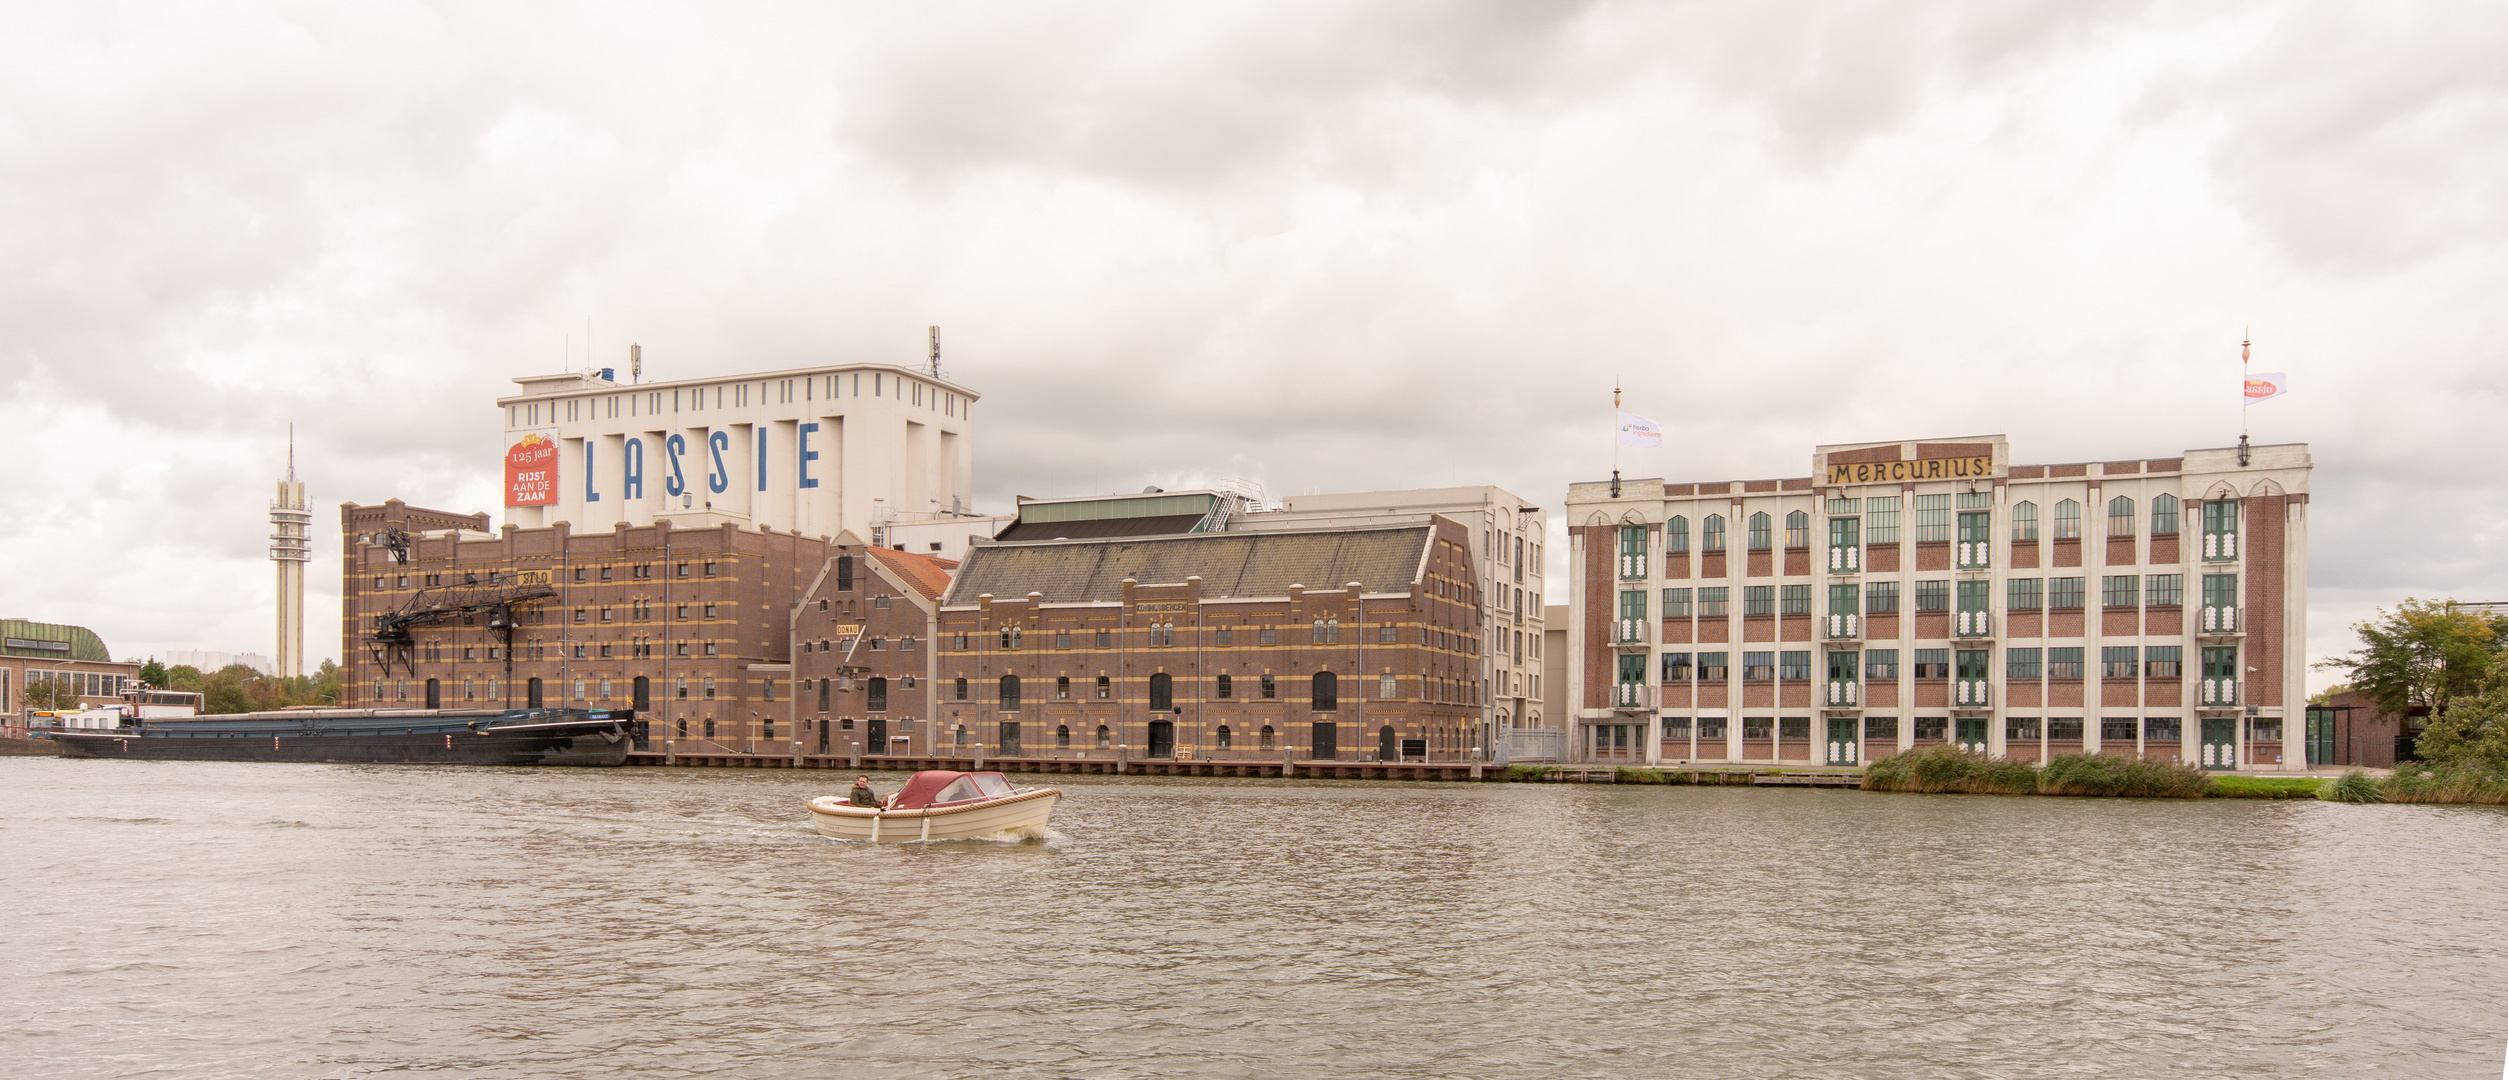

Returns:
1617,411,1663,447
2243,372,2290,404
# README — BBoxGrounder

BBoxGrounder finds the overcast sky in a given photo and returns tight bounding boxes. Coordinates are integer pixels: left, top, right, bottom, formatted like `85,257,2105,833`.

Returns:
4,2,2501,687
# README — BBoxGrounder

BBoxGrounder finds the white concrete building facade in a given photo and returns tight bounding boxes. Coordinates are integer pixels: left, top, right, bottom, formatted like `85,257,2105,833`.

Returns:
1565,437,2311,772
496,362,977,541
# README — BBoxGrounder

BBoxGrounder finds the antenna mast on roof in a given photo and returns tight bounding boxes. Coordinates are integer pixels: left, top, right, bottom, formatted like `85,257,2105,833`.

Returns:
927,325,946,381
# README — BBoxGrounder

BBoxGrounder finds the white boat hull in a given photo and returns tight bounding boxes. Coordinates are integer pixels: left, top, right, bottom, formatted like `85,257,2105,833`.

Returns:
806,788,1061,842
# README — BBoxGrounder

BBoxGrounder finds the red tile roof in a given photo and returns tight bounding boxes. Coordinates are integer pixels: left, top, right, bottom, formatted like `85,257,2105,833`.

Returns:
867,546,959,600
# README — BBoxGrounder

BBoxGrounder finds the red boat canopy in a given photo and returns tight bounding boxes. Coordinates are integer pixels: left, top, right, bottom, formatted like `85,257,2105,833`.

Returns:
890,770,1017,810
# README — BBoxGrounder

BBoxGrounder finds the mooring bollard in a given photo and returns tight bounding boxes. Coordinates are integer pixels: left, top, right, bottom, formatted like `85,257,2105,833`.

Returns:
664,738,676,766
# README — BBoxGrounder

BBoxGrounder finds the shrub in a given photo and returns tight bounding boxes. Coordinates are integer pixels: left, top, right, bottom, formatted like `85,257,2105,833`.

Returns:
2208,776,2326,799
2036,753,2209,798
2320,771,2385,804
1505,765,1552,782
2381,763,2508,805
1862,745,2036,794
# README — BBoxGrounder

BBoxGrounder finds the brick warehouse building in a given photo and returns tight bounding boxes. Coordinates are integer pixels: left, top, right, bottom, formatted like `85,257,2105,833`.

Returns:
1564,437,2312,771
789,533,957,758
339,498,827,749
900,518,1490,764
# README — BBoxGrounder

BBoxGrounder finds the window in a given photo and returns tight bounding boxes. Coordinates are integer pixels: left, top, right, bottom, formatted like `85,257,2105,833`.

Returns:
1742,651,1774,681
1619,590,1648,622
1661,653,1693,681
573,608,587,624
2202,573,2238,609
1619,524,1647,559
2108,496,2136,537
1097,675,1112,699
999,675,1020,710
1057,675,1072,700
2146,574,2184,607
1914,581,1949,612
2048,718,2083,741
1661,588,1692,617
1861,716,1896,742
1748,512,1772,551
703,604,717,618
1259,673,1275,699
1699,717,1728,739
2013,501,2038,541
1312,671,1338,711
1743,586,1774,616
1779,585,1810,616
703,561,717,577
702,677,716,699
2053,499,2081,539
2146,646,2183,678
1784,510,1809,548
1379,674,1397,699
1865,497,1900,544
1216,629,1233,646
2048,647,2085,679
1149,673,1173,711
1696,652,1729,680
1666,516,1690,554
1779,651,1810,681
1257,627,1274,645
2102,717,2138,742
2008,578,2043,611
1914,495,1952,543
2007,648,2041,679
1865,582,1899,614
2100,647,2138,678
1662,717,1692,739
866,677,888,712
2152,493,2181,536
951,677,968,701
1913,717,1947,741
1864,649,1898,680
1909,649,1947,679
2048,577,2086,610
1697,587,1730,616
1743,717,1774,740
2102,575,2141,608
2007,717,2041,740
1097,725,1113,749
2146,717,2182,741
1703,514,1726,552
868,637,885,652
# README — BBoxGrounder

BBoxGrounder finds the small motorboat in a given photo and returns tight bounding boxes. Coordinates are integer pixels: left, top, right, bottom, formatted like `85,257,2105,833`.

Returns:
807,770,1061,842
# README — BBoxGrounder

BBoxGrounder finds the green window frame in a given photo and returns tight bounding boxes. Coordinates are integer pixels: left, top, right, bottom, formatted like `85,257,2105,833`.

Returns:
1743,586,1774,616
1661,588,1692,617
1827,650,1859,681
2102,575,2141,608
1864,498,1900,544
1956,579,1991,613
1665,516,1689,554
2048,577,2086,610
1780,584,1810,615
2054,499,2082,539
2007,648,2042,679
2008,577,2043,610
2108,496,2137,537
1914,580,1949,612
1703,515,1726,552
1619,524,1647,558
2202,573,2239,608
1914,494,1953,542
2151,493,2180,535
1697,587,1730,616
1618,590,1648,621
1784,510,1809,548
2146,574,2184,607
1828,583,1859,615
2012,501,2038,541
1748,512,1773,551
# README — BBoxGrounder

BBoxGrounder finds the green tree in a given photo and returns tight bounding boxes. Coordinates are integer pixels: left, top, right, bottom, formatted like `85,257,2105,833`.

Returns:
22,677,86,711
2315,599,2507,722
138,658,168,686
2418,665,2508,772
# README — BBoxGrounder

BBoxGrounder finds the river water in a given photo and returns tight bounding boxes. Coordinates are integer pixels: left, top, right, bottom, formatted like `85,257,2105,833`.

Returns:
3,759,2503,1079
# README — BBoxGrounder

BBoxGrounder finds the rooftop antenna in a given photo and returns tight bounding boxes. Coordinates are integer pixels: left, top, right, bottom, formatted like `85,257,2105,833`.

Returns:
927,325,945,380
1610,379,1622,499
286,422,296,482
631,343,643,384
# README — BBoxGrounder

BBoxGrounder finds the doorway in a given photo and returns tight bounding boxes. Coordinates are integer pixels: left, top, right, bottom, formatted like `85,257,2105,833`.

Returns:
633,676,651,711
1310,721,1337,761
1826,717,1858,765
2200,717,2237,769
1000,721,1022,756
867,717,888,757
1146,719,1173,758
526,677,543,709
424,678,440,709
1379,725,1396,761
1955,717,1989,755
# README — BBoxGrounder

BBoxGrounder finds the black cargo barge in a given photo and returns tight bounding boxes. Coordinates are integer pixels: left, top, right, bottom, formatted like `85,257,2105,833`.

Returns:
48,708,641,766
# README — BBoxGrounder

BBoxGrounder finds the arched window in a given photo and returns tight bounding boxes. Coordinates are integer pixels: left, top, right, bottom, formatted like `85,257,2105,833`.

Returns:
2013,501,2039,541
1149,672,1174,711
1312,619,1327,643
1216,725,1233,750
998,674,1020,710
2151,493,2181,535
674,717,687,738
954,724,969,747
2108,496,2136,537
1748,512,1773,550
1095,724,1112,749
1260,724,1276,750
632,675,650,711
1056,724,1071,748
1703,514,1726,552
1666,516,1690,554
703,717,716,739
1312,670,1338,711
1784,510,1809,549
2054,499,2082,539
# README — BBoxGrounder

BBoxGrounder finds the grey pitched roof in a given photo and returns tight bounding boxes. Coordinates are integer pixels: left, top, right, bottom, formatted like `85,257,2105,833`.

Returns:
943,525,1431,605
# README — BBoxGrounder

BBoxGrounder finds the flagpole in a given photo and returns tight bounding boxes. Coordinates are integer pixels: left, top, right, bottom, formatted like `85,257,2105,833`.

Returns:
1611,380,1622,498
2238,332,2252,467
